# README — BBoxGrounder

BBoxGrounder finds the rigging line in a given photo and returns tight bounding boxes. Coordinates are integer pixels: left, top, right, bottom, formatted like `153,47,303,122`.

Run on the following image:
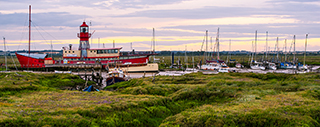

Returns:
10,54,18,71
32,22,59,40
3,40,19,71
289,37,294,53
32,22,49,49
200,34,205,52
18,13,29,51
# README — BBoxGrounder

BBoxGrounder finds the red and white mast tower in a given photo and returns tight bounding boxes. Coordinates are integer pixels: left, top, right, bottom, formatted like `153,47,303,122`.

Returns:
77,22,92,59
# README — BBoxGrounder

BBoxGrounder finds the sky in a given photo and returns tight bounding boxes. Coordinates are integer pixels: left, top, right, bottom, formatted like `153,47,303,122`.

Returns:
0,0,319,52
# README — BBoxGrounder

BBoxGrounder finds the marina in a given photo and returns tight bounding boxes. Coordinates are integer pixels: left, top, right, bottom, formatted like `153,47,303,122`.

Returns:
1,2,320,127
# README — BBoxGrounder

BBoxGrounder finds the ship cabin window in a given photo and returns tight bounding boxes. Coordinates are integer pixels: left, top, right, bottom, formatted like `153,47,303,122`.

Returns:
65,51,67,53
96,49,119,54
73,51,75,53
68,51,71,53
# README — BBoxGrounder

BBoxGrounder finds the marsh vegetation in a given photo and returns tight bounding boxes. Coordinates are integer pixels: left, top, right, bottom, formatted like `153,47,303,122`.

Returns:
0,72,320,126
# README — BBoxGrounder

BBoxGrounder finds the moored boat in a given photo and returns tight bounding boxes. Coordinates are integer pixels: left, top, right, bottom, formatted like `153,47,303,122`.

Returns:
106,68,128,86
267,62,277,70
15,5,158,72
218,66,229,73
235,63,243,68
250,62,265,70
199,62,220,71
15,5,47,68
280,62,296,69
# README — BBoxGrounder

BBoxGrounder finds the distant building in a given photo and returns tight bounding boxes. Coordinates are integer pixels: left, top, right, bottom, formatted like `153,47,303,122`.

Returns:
42,52,61,55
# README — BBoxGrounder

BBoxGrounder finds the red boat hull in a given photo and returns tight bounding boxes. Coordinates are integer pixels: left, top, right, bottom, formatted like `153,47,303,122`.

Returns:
16,52,150,68
15,53,46,68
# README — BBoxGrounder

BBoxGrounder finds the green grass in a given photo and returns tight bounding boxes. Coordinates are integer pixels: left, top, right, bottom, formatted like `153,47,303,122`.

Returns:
0,72,320,126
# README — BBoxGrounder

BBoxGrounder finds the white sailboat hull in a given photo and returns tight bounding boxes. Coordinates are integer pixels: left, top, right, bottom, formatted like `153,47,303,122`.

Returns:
250,65,265,70
200,65,220,70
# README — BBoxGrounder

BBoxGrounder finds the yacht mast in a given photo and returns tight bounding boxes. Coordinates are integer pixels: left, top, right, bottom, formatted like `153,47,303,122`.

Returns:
227,39,231,63
210,36,212,60
185,45,187,67
216,28,220,60
266,31,268,60
304,34,308,67
153,28,155,62
205,30,208,60
276,37,279,62
3,37,7,71
285,39,287,62
293,35,296,63
251,41,254,64
254,30,257,61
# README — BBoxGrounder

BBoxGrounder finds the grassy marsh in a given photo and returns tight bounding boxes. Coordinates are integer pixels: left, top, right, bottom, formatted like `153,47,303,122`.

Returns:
0,72,320,126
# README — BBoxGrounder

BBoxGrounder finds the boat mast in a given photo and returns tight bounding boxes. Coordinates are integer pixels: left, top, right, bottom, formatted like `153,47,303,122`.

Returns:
227,39,231,63
285,39,287,62
153,28,155,62
251,41,254,64
293,35,296,63
185,45,187,67
276,37,279,62
216,28,220,60
304,34,308,67
205,30,208,60
3,37,7,71
255,30,257,62
29,5,31,54
266,31,268,60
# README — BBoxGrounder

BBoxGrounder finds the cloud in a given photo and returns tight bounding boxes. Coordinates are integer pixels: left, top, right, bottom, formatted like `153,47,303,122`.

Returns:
96,0,188,9
113,6,258,19
0,0,188,10
112,1,320,23
162,23,320,38
0,12,88,27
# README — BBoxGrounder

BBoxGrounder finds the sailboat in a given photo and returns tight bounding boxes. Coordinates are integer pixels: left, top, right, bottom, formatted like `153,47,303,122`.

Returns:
264,31,277,70
198,28,229,72
250,30,265,70
280,35,298,69
267,62,277,70
299,34,308,70
199,30,220,71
